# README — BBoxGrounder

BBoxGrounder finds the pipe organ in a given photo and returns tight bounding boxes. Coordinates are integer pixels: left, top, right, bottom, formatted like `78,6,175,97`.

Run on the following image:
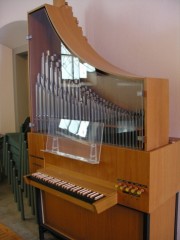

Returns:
25,1,180,240
35,46,144,150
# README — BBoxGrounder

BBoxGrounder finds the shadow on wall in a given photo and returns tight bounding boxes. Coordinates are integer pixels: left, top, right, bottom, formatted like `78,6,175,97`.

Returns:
0,20,27,49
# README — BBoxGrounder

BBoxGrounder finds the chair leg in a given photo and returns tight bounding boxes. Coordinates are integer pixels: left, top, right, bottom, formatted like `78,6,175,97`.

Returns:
33,187,38,221
27,184,32,207
15,176,21,211
13,167,18,202
7,151,11,184
30,186,35,215
3,141,8,176
10,160,14,193
19,185,25,220
23,146,29,197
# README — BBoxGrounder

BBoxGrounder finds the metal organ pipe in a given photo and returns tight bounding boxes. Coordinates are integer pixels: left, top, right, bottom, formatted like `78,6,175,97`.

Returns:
34,50,144,149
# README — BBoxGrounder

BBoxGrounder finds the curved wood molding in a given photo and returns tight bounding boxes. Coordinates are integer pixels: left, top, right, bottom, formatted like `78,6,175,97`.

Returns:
45,4,142,79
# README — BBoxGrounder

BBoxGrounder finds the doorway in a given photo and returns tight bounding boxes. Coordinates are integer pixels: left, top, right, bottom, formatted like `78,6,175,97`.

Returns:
13,45,29,131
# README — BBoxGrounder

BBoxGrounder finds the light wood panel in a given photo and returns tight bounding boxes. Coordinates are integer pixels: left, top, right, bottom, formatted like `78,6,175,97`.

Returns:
116,148,150,212
28,134,180,214
149,140,180,212
29,156,44,173
42,192,144,240
149,196,176,240
144,78,169,150
28,132,46,158
26,124,178,237
44,144,118,182
28,133,46,173
116,140,180,213
53,0,65,7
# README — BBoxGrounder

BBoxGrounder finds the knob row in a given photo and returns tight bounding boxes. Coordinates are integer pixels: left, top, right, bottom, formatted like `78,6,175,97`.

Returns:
115,180,146,197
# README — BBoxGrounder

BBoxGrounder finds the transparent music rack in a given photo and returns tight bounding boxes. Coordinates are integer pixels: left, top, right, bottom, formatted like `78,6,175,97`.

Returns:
45,118,104,164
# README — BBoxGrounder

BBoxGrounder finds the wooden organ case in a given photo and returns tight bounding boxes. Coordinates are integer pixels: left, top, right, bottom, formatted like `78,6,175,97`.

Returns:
25,1,180,240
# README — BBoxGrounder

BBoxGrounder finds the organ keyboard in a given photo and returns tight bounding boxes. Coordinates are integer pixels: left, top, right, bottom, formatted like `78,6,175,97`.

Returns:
25,166,117,214
28,172,105,203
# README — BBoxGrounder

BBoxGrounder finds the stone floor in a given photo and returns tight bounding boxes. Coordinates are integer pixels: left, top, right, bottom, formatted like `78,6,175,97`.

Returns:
0,178,58,240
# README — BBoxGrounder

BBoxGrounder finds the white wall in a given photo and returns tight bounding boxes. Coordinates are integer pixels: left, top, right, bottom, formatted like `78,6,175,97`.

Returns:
67,0,180,138
0,44,15,133
0,0,53,28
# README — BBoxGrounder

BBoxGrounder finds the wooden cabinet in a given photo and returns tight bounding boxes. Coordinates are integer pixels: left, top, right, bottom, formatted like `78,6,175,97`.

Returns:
29,156,44,173
28,132,46,173
26,133,180,240
42,192,145,240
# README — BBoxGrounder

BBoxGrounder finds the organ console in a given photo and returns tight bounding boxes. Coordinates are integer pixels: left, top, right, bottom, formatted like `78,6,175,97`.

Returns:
25,1,180,239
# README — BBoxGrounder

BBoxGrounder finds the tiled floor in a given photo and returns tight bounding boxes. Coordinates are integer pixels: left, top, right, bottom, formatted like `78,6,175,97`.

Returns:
0,178,58,240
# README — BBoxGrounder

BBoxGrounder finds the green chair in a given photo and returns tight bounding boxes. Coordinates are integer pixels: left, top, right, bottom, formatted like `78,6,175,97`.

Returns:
2,117,30,220
0,135,4,182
